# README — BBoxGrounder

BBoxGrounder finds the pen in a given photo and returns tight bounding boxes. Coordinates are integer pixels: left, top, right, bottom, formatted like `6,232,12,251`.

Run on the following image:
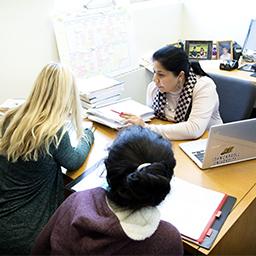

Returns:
111,109,124,116
91,126,96,133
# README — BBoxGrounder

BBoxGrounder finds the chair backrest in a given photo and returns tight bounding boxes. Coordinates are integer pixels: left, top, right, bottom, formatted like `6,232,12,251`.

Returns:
209,73,256,123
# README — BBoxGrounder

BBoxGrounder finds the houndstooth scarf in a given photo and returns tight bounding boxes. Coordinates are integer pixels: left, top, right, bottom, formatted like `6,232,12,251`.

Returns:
152,68,197,122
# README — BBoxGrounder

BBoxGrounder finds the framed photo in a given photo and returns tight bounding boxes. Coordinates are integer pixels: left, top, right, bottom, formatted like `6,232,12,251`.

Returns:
212,43,217,60
185,40,213,60
217,40,233,61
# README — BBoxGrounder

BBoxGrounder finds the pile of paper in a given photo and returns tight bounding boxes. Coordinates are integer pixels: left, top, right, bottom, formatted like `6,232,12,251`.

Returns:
77,75,124,109
87,98,155,129
139,50,154,73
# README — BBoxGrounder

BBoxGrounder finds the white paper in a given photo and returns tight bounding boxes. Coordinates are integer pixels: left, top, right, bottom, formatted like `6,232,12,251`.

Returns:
158,177,225,242
71,161,107,191
53,7,136,79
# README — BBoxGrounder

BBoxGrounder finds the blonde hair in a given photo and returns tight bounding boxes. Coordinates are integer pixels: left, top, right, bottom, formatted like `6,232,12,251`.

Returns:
0,63,83,162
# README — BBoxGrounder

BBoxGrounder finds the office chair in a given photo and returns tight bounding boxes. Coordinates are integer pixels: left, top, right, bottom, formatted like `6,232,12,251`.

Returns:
209,73,256,123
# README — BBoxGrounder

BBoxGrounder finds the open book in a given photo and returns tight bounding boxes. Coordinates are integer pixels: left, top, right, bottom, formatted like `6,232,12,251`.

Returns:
87,98,155,129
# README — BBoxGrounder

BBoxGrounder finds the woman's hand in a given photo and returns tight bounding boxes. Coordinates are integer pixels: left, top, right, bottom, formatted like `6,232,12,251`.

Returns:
121,113,145,127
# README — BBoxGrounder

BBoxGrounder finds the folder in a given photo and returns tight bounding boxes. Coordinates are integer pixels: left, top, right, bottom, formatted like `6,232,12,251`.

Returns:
198,195,236,249
157,177,236,248
66,159,236,250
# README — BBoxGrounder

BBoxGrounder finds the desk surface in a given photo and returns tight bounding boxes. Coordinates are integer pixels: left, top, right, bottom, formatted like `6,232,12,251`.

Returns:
66,120,256,255
199,60,256,84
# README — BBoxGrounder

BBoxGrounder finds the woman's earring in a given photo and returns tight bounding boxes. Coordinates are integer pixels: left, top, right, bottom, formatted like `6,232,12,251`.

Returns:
176,81,182,90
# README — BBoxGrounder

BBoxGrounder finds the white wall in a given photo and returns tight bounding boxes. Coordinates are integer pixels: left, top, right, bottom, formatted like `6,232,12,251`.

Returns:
182,0,256,46
1,0,255,104
0,0,59,103
130,0,183,60
0,0,183,103
115,67,153,104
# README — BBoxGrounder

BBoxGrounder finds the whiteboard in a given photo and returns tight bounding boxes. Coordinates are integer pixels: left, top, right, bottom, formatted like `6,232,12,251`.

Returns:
53,7,136,79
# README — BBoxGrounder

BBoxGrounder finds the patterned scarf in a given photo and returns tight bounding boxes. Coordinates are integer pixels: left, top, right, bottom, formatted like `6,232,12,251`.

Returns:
152,68,197,122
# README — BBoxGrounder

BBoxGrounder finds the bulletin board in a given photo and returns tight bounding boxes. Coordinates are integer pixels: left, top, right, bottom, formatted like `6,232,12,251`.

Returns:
53,6,136,79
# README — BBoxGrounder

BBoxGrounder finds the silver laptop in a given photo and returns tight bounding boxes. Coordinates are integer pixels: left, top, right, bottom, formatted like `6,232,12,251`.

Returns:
179,119,256,169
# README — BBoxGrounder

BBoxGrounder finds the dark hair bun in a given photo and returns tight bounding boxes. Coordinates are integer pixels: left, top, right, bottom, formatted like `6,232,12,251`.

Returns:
105,126,176,210
108,162,172,209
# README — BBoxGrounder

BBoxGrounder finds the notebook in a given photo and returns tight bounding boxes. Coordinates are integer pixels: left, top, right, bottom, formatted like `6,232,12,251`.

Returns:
87,98,155,129
179,119,256,169
66,160,236,249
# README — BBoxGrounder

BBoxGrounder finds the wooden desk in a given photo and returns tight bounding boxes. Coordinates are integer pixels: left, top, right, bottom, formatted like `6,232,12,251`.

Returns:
66,120,256,255
199,60,256,84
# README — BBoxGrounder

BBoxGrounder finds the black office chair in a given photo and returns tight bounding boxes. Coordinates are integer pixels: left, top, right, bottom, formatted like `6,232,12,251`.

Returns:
209,73,256,123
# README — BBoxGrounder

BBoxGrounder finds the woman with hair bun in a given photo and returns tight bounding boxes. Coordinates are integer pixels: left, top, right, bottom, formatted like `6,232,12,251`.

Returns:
32,126,183,255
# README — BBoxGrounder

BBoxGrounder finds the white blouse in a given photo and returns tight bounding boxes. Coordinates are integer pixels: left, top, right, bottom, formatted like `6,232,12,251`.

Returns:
145,75,223,140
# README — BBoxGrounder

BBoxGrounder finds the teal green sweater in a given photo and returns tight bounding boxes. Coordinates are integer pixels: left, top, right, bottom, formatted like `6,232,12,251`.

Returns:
0,128,94,255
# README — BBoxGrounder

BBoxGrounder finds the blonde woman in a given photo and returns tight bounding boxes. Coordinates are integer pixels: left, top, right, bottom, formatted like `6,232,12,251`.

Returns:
0,63,94,255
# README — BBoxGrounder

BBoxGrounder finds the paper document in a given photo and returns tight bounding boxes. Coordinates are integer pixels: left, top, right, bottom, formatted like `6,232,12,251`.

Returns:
71,160,107,192
81,94,121,109
87,98,155,129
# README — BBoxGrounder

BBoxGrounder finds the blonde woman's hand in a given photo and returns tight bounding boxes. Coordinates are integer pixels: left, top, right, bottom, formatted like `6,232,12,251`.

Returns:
120,113,145,127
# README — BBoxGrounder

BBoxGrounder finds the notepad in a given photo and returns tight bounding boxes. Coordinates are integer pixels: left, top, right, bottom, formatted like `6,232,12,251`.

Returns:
87,98,155,129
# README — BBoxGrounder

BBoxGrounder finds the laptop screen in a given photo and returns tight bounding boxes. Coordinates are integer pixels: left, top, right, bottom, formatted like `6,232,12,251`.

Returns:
242,19,256,61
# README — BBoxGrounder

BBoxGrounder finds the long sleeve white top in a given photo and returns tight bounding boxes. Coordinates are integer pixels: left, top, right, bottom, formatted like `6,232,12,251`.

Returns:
145,75,223,140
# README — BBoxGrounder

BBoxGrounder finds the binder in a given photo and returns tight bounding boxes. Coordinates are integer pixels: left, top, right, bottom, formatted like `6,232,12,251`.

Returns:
198,195,236,249
66,159,236,250
180,195,236,249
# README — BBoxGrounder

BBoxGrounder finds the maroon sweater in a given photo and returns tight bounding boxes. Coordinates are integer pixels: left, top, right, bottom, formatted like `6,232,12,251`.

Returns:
32,187,183,255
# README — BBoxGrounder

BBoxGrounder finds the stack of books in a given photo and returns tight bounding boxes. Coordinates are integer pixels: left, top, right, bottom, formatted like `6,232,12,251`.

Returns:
77,75,124,109
140,50,154,73
87,98,155,129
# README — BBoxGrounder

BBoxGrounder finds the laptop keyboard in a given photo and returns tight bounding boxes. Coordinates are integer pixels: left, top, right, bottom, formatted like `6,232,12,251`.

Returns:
192,150,205,162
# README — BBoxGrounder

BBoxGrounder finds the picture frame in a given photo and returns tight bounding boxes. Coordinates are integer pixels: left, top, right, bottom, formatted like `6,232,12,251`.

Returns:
217,40,233,61
185,40,213,60
212,43,217,60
